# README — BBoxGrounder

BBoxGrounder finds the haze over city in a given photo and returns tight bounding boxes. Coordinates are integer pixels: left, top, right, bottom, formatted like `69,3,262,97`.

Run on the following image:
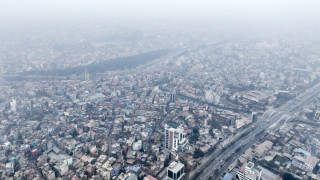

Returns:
0,1,320,180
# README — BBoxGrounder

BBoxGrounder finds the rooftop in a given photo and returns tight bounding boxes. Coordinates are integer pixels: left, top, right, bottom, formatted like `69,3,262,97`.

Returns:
168,161,184,173
222,173,233,180
167,122,180,129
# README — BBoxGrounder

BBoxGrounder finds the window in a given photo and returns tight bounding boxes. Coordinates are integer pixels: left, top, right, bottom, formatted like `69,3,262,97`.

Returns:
168,170,174,179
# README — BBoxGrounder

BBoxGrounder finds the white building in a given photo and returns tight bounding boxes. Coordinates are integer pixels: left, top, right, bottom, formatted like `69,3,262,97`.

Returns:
6,162,14,176
97,167,111,180
10,99,17,113
167,161,185,180
205,90,220,104
292,148,319,172
132,140,142,151
165,122,186,151
314,110,320,121
237,162,261,180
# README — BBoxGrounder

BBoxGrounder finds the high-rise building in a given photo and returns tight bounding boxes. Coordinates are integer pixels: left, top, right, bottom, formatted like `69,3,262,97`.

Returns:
167,161,185,180
204,118,208,127
10,99,17,113
30,100,34,116
165,122,186,151
237,162,261,180
170,88,176,103
252,112,258,122
205,89,220,104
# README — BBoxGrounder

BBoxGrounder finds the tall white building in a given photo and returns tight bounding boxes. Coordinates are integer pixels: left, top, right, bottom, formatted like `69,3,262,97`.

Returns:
204,118,208,127
165,122,186,151
237,162,261,180
10,99,17,113
205,90,220,104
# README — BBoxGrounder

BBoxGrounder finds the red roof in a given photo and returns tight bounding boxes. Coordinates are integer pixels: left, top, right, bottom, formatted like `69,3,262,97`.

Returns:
184,129,192,134
145,175,158,180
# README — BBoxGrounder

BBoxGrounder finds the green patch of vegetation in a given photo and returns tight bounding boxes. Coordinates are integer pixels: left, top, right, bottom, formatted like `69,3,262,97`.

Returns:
23,49,170,77
260,159,280,169
209,119,222,130
206,145,217,155
189,134,199,144
193,148,205,159
283,173,298,180
193,128,199,135
272,155,289,167
213,115,229,126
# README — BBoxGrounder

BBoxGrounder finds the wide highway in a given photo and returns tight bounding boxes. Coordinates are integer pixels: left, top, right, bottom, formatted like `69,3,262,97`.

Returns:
198,83,320,180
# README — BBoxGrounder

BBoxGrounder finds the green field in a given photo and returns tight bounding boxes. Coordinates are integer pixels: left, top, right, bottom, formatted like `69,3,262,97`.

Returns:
272,155,290,167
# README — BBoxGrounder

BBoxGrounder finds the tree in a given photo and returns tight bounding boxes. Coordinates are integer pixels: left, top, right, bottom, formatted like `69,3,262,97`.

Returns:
139,148,144,152
283,173,298,180
189,134,199,144
211,119,222,130
70,129,78,138
209,129,215,138
193,128,199,135
193,148,205,159
207,145,217,155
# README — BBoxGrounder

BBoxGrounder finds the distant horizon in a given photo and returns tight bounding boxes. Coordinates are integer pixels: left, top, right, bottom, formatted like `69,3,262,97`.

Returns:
1,0,319,28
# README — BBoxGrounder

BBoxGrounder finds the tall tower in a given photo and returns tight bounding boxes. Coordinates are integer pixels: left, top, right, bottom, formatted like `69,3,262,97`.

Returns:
170,88,176,103
165,122,186,151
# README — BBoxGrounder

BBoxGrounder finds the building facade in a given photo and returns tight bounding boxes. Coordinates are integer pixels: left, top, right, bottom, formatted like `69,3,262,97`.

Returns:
167,161,185,180
170,89,176,103
237,162,261,180
165,122,186,151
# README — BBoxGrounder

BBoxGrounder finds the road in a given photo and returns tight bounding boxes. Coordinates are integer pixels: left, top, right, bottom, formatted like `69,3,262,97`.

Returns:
188,115,264,179
198,83,320,180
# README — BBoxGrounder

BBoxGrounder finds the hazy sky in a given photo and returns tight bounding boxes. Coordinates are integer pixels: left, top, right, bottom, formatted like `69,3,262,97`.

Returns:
1,0,319,23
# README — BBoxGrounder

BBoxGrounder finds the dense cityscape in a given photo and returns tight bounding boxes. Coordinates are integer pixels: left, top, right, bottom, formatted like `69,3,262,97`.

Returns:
1,1,320,180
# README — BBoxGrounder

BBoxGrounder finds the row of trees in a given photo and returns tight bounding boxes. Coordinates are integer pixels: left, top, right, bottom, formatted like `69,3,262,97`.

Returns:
23,49,170,77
